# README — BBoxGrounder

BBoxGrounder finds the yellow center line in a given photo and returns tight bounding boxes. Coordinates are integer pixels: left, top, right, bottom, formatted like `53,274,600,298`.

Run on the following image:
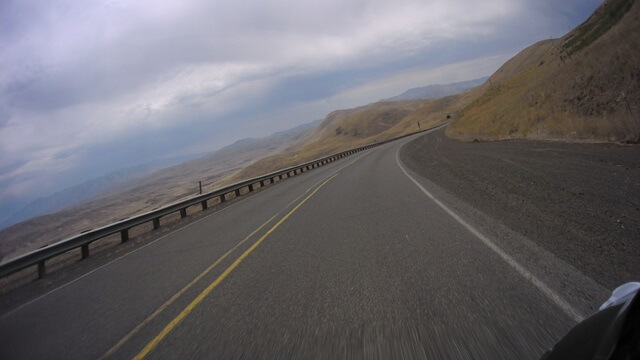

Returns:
99,215,279,360
133,173,338,360
100,175,331,359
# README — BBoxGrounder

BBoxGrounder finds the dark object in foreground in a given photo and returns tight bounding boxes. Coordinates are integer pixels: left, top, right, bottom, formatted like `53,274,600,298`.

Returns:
540,282,640,359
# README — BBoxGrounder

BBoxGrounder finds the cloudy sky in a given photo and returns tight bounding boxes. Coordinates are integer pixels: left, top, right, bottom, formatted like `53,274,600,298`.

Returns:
0,0,601,219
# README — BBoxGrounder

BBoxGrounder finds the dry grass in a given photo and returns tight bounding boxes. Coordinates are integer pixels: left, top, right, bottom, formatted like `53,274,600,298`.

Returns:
447,0,640,142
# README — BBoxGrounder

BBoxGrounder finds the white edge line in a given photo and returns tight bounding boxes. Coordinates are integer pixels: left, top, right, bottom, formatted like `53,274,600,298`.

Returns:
395,142,584,323
0,147,376,320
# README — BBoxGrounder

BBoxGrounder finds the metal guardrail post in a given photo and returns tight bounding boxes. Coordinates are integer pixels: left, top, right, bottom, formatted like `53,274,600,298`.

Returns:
121,229,129,243
180,208,187,218
81,244,89,260
153,218,160,230
38,261,46,279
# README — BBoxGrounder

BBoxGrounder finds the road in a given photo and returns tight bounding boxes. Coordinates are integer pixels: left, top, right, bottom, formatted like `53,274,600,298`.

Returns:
0,128,611,359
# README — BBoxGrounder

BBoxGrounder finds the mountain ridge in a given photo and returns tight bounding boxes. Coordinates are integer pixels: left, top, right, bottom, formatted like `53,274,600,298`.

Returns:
382,77,488,102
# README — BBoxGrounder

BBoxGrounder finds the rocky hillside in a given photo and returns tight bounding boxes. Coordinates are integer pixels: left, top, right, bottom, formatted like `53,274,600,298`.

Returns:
447,0,639,142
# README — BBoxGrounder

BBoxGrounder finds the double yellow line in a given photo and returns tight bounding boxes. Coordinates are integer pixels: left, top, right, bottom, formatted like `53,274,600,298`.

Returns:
101,173,338,360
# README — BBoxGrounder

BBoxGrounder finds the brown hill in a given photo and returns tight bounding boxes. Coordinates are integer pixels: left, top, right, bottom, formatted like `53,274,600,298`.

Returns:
447,0,640,142
229,92,475,181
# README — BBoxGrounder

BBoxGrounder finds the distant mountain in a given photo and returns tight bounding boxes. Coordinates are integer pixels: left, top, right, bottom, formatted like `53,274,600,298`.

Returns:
0,155,202,230
383,77,488,102
216,119,322,155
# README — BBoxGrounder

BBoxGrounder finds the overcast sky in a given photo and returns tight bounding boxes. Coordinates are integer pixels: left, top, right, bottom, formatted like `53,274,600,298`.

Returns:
0,0,601,217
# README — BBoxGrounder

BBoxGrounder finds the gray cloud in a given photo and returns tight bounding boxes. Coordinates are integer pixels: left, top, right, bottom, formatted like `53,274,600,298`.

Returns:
0,0,602,216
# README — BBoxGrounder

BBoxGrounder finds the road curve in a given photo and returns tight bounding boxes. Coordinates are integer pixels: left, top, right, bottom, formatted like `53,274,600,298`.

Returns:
0,128,607,359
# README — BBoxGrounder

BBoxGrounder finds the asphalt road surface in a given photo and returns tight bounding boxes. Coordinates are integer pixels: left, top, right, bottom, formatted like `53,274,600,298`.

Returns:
0,127,614,359
401,129,640,290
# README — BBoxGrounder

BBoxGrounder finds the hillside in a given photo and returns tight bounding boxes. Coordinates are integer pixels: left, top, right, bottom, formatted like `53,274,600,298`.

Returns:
0,120,319,261
447,0,639,142
230,91,478,181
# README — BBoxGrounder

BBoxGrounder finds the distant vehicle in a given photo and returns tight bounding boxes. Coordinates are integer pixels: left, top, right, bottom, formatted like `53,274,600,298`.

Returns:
540,282,640,359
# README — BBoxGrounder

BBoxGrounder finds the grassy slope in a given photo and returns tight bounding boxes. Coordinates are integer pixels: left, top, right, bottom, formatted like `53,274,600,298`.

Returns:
447,0,640,142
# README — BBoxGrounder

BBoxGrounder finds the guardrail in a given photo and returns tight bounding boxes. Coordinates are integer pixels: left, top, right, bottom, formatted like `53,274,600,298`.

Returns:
0,127,436,281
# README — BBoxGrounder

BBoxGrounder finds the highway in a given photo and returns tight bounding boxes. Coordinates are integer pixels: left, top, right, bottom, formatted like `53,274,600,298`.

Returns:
0,128,611,359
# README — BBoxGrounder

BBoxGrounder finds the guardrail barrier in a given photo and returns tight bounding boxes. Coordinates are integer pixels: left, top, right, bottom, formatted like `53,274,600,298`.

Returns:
0,126,439,281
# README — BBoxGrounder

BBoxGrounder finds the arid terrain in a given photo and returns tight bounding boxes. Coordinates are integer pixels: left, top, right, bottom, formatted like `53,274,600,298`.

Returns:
230,93,471,182
0,121,319,261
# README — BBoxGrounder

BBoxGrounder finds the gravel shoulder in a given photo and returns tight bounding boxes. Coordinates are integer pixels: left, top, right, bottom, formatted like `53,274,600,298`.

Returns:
400,128,640,290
